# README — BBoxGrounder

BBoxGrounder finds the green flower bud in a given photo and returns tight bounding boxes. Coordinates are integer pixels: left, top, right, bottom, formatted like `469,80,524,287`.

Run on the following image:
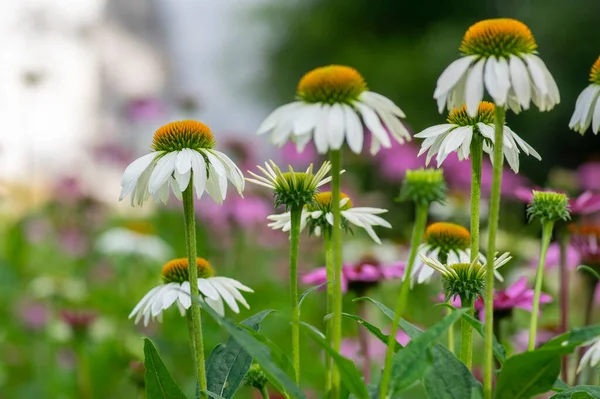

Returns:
244,363,268,390
527,190,571,223
397,168,447,205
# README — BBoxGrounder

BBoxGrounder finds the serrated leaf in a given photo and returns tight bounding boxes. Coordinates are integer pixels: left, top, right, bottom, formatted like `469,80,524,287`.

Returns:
300,322,369,399
205,310,275,399
200,304,305,399
143,338,188,399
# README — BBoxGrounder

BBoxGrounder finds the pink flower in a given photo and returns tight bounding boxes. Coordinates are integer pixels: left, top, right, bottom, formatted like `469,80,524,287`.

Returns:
196,193,272,231
302,261,405,293
569,225,600,264
438,278,552,320
278,141,320,169
512,327,560,352
125,97,166,122
376,142,425,182
578,162,600,192
529,242,581,270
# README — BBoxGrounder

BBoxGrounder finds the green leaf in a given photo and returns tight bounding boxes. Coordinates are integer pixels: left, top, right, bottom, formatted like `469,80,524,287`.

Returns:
543,325,600,353
340,313,402,352
578,265,600,281
200,304,305,399
550,385,600,398
384,309,466,396
552,379,570,392
355,297,481,399
495,348,563,399
298,282,328,310
300,322,369,399
436,303,506,365
202,391,226,399
143,338,188,399
205,310,275,399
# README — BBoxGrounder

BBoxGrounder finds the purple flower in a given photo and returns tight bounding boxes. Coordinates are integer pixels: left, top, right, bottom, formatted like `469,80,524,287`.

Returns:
125,97,166,123
376,142,425,182
570,224,600,264
196,193,272,230
302,260,405,294
578,162,600,192
530,242,582,270
278,141,320,169
513,327,559,352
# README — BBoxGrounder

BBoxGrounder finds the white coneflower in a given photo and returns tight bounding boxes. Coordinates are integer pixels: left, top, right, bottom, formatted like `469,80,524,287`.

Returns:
412,222,473,284
419,251,511,302
416,101,540,172
434,18,559,116
119,120,245,206
577,336,600,373
95,222,172,261
569,56,600,135
257,65,411,155
129,258,253,326
267,192,391,244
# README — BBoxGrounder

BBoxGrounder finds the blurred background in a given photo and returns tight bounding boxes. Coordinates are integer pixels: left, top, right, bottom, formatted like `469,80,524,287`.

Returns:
1,0,599,397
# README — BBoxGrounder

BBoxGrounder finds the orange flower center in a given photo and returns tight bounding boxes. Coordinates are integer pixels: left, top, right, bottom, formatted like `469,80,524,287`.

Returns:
424,222,471,251
590,56,600,84
311,191,353,212
161,258,214,283
460,18,537,58
151,120,215,152
297,65,367,104
447,101,496,125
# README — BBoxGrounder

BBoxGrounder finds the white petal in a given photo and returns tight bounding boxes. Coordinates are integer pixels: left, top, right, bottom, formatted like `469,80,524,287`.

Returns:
361,91,406,118
327,103,346,149
178,281,192,309
121,153,158,188
210,279,240,313
484,57,502,104
292,103,319,136
205,296,225,317
355,102,391,150
211,151,245,195
257,102,302,135
204,152,228,202
414,124,455,138
593,93,600,133
525,54,549,95
197,278,220,300
343,105,364,153
434,56,477,99
314,105,330,154
148,152,178,194
161,285,179,309
176,149,194,174
509,55,532,109
213,277,250,309
325,212,334,226
465,58,485,117
129,285,162,319
190,152,208,199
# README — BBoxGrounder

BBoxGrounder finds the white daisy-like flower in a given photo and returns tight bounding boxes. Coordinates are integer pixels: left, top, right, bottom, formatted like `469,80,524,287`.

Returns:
419,251,512,302
569,56,600,135
119,120,245,206
434,18,559,117
129,258,253,326
411,222,473,284
415,101,540,173
257,65,411,155
267,192,391,244
577,335,600,373
95,224,172,261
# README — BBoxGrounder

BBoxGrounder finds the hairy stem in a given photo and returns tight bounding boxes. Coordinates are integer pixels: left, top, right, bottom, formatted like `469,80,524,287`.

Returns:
324,230,334,390
289,205,303,383
460,296,475,369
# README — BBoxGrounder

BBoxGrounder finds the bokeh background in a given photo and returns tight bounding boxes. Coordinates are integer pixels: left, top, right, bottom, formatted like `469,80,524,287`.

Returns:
1,0,600,398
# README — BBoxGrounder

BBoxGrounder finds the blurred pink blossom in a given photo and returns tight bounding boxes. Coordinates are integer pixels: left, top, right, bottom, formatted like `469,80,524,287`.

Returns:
302,260,405,293
17,302,49,331
569,225,600,264
513,327,559,352
125,97,166,122
196,194,272,231
278,141,320,169
376,142,425,182
529,242,581,270
578,162,600,192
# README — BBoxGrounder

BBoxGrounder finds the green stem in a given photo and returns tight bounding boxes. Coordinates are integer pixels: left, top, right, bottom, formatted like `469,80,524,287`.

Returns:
259,386,271,399
483,106,505,399
324,230,334,390
379,203,429,399
528,221,554,350
470,135,483,260
182,184,207,397
460,296,475,369
558,226,570,382
329,149,343,398
447,303,455,354
75,339,92,399
289,205,303,383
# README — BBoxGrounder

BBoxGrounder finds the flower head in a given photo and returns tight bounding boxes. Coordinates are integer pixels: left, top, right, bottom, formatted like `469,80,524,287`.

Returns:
247,160,333,209
569,224,600,266
411,222,472,284
244,364,268,390
119,121,245,206
527,190,571,223
397,168,447,205
420,251,512,303
267,191,391,244
257,65,410,155
302,256,405,294
435,18,559,116
569,56,600,135
129,258,253,326
416,102,540,172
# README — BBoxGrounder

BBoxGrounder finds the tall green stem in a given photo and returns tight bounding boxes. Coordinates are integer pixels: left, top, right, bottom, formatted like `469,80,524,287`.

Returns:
483,106,505,399
329,149,343,399
379,203,429,399
289,205,303,383
470,135,483,260
182,185,207,397
558,226,570,382
460,296,475,369
528,221,554,350
324,230,334,390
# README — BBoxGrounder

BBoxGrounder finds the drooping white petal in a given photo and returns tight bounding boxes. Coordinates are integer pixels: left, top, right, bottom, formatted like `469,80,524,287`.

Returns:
213,277,250,309
524,54,549,96
257,102,303,135
121,153,158,188
414,124,455,138
593,93,600,133
569,85,597,129
190,152,208,199
197,278,220,301
360,91,406,118
355,102,392,151
292,103,319,136
129,285,162,319
205,151,228,201
484,57,503,104
327,103,346,149
178,281,192,309
434,55,477,99
314,105,330,154
148,152,178,194
343,104,364,153
509,55,532,109
465,58,486,117
210,279,240,313
205,296,225,317
211,150,245,195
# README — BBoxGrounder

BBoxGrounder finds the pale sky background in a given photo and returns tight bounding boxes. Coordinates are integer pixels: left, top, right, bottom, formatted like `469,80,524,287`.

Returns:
0,0,273,201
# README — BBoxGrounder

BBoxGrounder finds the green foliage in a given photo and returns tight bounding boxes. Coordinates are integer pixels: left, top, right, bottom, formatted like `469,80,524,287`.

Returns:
205,310,275,398
550,386,600,398
143,338,188,399
340,312,402,352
